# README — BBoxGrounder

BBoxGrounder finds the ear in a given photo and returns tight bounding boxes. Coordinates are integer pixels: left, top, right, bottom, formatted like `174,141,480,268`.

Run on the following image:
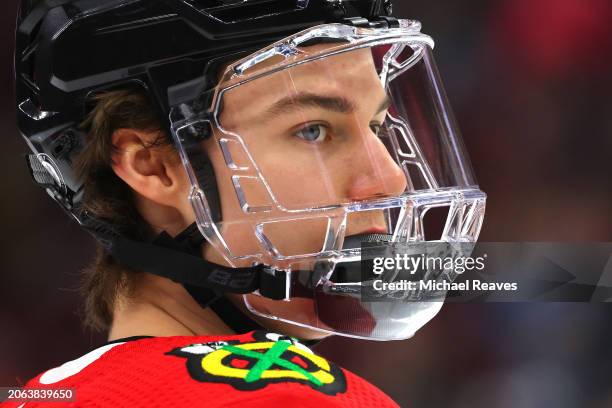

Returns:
110,128,186,207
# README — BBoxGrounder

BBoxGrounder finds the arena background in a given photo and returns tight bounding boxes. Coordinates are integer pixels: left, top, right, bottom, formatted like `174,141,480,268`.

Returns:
2,1,612,406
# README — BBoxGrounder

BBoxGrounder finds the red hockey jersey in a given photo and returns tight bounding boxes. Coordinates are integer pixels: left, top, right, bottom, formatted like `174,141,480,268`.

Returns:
2,331,399,407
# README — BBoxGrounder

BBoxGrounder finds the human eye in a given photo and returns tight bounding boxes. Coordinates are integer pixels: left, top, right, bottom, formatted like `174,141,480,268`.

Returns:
293,123,329,143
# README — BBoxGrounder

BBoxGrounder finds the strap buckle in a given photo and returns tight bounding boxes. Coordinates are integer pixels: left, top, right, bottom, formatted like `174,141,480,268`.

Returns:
259,266,292,301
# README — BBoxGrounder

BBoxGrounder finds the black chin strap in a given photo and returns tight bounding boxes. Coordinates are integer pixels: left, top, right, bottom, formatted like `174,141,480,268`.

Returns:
128,224,315,339
82,217,291,301
164,227,317,340
110,233,289,298
90,220,278,334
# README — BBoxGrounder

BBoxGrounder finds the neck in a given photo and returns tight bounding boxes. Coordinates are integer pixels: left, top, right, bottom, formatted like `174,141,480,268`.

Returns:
108,272,233,341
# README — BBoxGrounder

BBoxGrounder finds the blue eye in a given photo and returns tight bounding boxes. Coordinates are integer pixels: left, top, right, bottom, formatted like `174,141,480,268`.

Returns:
294,124,327,142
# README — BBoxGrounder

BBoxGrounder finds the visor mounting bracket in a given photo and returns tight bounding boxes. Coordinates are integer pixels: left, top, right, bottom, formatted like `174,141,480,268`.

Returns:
259,266,292,301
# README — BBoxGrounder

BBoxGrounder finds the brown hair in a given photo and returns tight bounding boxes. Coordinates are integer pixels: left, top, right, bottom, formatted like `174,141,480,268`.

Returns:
75,87,171,331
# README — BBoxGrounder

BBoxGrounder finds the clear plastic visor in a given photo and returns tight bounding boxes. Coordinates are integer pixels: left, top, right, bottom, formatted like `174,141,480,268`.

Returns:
173,35,480,260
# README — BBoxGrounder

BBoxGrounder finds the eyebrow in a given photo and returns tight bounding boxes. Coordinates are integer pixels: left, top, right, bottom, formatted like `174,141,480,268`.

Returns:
263,92,390,119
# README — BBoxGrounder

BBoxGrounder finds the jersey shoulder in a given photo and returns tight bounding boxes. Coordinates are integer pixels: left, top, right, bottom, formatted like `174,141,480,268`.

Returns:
3,331,398,408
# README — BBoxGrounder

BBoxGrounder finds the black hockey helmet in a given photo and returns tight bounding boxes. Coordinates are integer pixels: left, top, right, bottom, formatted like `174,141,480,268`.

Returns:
15,0,394,217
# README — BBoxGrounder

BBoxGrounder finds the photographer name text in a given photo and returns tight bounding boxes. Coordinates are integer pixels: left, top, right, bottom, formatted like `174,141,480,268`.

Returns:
372,279,518,292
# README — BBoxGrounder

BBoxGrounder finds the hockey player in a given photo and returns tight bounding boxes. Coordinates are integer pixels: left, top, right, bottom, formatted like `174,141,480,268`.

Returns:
7,0,486,406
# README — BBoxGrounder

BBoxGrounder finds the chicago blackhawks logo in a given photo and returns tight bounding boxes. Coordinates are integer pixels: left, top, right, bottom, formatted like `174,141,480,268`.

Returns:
167,332,346,395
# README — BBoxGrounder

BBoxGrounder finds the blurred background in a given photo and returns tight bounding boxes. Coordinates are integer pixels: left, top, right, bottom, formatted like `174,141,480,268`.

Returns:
1,0,612,407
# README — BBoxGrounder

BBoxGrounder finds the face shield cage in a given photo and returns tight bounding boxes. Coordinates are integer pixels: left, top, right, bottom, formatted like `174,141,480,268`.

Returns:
170,22,486,340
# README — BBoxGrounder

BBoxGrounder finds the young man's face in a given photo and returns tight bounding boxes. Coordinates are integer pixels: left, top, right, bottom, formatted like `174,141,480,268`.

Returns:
203,46,408,265
196,46,408,338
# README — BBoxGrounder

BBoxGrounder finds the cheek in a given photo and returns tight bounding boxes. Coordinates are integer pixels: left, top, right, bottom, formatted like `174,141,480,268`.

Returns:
254,145,352,210
203,133,357,260
251,157,339,255
201,138,331,259
267,165,330,205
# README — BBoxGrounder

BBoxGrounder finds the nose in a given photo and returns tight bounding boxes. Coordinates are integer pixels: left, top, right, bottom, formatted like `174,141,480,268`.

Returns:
346,129,408,201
